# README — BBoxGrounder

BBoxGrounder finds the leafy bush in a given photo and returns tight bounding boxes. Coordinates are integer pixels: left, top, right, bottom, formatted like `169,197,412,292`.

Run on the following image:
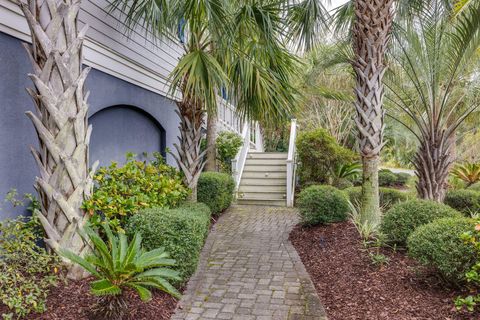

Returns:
0,216,61,319
126,203,211,284
297,185,350,226
470,182,480,192
396,172,411,186
344,186,409,211
444,189,480,216
82,153,189,231
216,131,243,173
197,172,235,215
296,128,356,185
378,169,398,187
381,199,462,245
407,217,476,284
332,178,354,190
62,223,180,320
455,221,480,312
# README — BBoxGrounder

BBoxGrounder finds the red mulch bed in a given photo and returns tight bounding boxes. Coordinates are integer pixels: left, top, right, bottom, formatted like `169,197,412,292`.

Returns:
290,221,480,320
0,278,177,320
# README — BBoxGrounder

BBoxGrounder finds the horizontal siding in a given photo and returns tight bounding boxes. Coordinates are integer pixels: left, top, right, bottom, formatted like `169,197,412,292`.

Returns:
0,0,183,98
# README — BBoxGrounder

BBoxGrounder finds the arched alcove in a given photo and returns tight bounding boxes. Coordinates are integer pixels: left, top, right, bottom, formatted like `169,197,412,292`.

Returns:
89,105,166,167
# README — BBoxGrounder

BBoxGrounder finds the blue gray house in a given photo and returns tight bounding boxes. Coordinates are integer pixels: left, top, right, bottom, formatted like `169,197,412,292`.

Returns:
0,0,193,218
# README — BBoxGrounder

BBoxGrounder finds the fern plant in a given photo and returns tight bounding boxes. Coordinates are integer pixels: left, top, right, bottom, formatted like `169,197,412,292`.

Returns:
61,223,181,320
451,162,480,188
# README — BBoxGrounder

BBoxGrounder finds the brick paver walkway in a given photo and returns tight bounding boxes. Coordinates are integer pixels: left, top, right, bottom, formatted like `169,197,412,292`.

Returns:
172,205,327,320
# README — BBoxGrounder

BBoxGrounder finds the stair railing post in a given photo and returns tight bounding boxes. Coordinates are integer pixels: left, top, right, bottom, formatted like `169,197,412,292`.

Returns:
286,119,297,207
232,122,251,191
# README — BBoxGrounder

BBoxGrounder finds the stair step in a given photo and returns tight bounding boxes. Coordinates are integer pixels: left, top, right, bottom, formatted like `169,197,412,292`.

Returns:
237,198,286,206
247,152,288,159
245,159,286,166
237,191,286,200
242,171,287,179
239,185,286,193
243,165,286,172
240,178,286,186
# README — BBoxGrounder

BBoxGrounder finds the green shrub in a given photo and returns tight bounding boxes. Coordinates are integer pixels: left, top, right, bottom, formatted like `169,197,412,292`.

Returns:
62,223,180,320
197,172,235,215
126,203,211,284
296,128,356,185
470,182,480,192
216,131,243,173
344,186,409,211
407,217,476,284
297,185,350,226
378,169,397,187
83,153,189,231
0,216,61,319
395,172,411,186
332,178,354,190
444,189,480,216
381,199,462,245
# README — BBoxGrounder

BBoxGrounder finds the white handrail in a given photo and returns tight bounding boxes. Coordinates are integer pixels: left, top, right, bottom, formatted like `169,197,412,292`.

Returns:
231,122,251,190
286,119,297,207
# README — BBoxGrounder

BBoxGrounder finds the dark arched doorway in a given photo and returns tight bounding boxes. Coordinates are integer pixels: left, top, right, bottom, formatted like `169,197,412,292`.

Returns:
89,105,166,167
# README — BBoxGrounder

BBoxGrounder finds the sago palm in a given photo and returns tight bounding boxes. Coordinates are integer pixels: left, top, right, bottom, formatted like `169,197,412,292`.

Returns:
14,0,97,279
62,223,180,320
451,163,480,188
385,0,480,201
109,0,307,198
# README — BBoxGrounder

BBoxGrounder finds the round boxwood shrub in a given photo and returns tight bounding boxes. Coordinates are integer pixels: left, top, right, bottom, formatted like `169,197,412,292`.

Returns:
297,185,350,226
332,178,354,190
344,186,409,211
407,217,476,284
444,189,480,215
395,172,411,186
378,169,397,187
381,199,462,245
197,172,235,215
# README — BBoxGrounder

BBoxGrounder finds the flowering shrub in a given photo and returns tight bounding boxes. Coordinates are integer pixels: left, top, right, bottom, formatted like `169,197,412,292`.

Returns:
82,153,189,231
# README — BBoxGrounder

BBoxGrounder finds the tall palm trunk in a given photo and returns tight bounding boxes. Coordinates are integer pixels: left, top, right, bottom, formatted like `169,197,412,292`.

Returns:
172,98,206,201
205,113,217,171
414,129,454,202
352,0,394,227
18,0,96,279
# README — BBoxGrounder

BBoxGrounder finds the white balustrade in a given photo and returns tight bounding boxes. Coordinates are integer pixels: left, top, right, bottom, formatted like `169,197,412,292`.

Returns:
286,119,297,207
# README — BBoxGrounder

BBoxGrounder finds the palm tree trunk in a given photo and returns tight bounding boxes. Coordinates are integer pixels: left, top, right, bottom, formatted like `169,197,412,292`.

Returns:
18,0,96,279
352,0,394,226
205,113,217,171
414,131,454,202
171,99,206,201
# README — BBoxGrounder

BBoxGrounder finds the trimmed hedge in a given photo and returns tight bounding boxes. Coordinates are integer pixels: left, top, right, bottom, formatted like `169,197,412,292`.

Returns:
379,169,398,187
380,199,462,245
197,172,235,215
407,217,476,284
126,203,211,284
297,185,350,226
344,186,409,211
444,189,480,215
332,178,354,190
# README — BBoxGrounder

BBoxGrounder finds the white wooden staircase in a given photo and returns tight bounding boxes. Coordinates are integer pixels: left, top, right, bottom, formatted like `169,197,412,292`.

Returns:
232,120,297,207
237,152,288,206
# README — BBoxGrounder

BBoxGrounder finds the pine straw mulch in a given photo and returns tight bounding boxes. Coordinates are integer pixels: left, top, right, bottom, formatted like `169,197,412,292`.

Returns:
289,221,480,320
0,278,177,320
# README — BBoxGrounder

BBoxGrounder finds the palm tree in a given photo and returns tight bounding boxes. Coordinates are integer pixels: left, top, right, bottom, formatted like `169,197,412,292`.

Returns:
385,0,480,201
110,0,304,199
351,0,394,227
15,0,96,279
